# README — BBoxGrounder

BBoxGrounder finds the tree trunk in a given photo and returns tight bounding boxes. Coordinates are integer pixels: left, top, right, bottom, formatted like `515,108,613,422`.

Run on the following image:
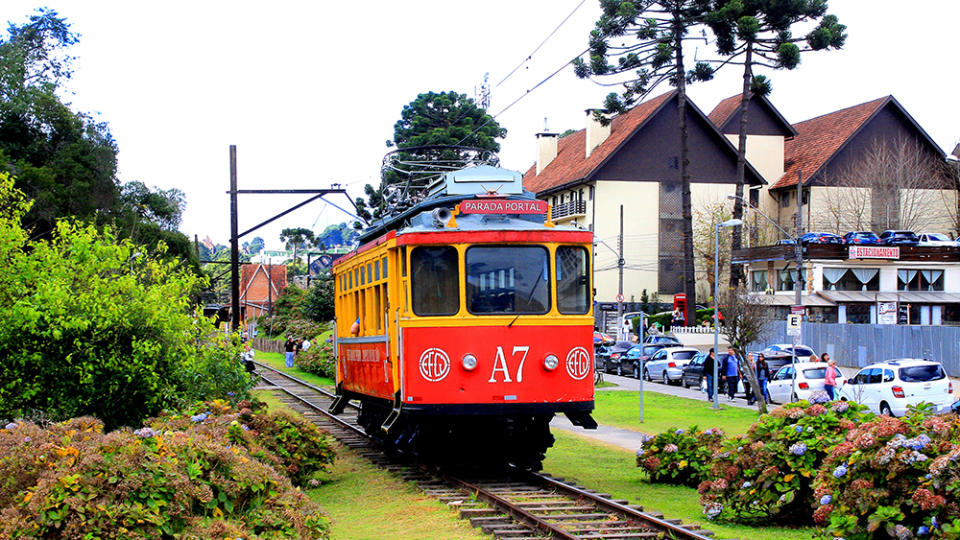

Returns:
728,43,753,288
675,24,697,328
738,352,768,415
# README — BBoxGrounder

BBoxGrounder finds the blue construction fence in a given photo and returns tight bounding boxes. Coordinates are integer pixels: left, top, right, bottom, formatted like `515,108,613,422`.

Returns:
749,321,960,377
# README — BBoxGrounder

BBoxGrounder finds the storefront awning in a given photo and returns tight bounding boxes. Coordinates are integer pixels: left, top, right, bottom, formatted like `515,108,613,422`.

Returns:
816,291,960,304
750,293,836,307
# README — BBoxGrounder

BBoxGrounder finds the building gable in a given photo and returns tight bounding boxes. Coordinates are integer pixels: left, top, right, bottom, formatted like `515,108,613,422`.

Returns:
709,94,796,138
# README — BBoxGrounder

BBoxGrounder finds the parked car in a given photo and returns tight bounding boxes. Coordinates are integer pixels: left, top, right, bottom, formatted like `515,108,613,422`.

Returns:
799,232,844,245
681,351,743,393
762,344,816,362
843,231,880,245
642,334,683,345
878,230,919,246
917,232,957,247
837,359,953,416
774,238,796,246
748,350,794,372
766,362,848,403
643,347,699,384
619,342,682,378
599,341,635,374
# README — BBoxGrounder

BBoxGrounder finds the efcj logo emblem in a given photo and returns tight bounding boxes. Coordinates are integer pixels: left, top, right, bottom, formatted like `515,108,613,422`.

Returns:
419,348,451,382
565,347,590,380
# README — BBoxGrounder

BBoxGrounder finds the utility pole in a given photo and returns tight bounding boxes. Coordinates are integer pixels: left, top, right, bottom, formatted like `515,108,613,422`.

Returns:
230,146,241,330
617,205,625,340
794,170,804,308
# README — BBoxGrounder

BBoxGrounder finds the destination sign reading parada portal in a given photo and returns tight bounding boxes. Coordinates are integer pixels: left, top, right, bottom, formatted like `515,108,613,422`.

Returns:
460,199,549,215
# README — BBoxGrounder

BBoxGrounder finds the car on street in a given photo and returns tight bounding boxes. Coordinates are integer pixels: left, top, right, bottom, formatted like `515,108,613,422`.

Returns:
766,362,848,403
598,341,635,374
799,232,844,245
878,230,919,246
748,350,794,372
917,232,957,247
843,231,880,245
619,342,682,378
762,344,816,362
643,347,699,384
642,335,683,345
837,359,953,416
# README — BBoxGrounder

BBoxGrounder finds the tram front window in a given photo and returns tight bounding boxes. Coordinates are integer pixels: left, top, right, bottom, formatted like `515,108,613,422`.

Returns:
556,246,590,314
411,246,460,316
466,246,550,314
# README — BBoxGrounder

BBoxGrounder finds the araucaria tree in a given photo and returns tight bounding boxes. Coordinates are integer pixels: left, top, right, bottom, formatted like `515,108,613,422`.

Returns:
356,91,506,221
573,0,716,326
705,0,846,286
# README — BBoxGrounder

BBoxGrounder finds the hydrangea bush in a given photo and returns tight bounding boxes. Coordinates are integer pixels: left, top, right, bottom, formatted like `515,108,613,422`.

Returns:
812,411,960,539
296,339,336,379
636,426,726,486
0,400,335,538
698,395,871,524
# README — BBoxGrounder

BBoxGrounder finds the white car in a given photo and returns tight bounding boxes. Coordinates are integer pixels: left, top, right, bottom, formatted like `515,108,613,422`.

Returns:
763,343,816,362
917,232,957,247
838,359,954,416
767,362,847,403
643,347,699,384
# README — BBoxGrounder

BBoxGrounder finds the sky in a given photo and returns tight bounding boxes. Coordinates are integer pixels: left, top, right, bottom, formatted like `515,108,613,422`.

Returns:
3,1,959,251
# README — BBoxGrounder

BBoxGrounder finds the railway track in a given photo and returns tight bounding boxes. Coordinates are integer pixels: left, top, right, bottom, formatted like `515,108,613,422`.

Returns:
253,362,720,540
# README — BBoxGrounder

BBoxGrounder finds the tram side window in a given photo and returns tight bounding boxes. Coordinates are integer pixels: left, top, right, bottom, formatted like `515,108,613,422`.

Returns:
557,246,590,314
466,246,550,315
411,246,460,316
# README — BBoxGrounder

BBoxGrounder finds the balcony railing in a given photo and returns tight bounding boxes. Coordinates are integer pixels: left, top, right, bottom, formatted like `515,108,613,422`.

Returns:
551,200,587,220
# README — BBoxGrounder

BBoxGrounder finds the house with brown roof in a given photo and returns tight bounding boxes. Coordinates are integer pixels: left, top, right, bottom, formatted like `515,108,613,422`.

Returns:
237,263,287,322
521,91,765,306
709,95,953,239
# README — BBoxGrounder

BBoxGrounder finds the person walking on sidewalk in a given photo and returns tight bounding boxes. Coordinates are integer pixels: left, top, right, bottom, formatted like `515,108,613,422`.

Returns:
703,349,716,402
284,337,296,368
724,347,740,401
824,358,839,400
756,353,771,402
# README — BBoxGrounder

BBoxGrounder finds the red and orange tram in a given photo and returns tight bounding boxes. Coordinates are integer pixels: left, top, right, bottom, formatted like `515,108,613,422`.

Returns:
330,165,596,469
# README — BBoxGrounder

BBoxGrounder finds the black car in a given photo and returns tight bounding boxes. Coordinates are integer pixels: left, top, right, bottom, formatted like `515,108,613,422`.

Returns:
879,230,919,246
599,341,636,374
681,351,737,389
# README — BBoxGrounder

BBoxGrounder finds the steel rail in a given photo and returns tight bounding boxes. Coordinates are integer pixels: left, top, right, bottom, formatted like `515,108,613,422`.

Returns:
453,478,580,540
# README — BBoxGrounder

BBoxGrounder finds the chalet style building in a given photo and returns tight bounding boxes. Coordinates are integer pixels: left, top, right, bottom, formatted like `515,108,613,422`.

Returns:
521,91,765,308
236,262,287,322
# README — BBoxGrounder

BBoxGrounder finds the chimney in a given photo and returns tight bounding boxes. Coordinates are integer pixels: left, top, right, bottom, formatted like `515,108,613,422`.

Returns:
585,108,610,158
536,132,558,175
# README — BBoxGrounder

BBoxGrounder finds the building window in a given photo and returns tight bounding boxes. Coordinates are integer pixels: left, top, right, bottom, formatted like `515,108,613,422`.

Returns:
589,185,594,200
942,304,960,326
777,268,806,291
846,303,871,324
823,268,880,291
780,192,790,208
579,189,584,202
898,269,944,291
751,270,769,292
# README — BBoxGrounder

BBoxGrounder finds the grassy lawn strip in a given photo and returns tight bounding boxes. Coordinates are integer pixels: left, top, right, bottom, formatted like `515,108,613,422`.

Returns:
543,430,813,540
252,390,488,540
593,389,762,436
255,350,335,388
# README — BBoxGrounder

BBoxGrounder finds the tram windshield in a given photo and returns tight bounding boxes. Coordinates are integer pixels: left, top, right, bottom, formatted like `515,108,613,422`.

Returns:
411,246,460,315
466,246,550,314
556,246,590,314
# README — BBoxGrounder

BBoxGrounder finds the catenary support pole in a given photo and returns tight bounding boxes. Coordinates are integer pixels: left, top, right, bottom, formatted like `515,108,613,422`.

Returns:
230,145,241,331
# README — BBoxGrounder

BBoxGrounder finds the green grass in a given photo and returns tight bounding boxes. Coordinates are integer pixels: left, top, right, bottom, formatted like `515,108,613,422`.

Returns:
255,350,335,388
592,389,762,436
543,430,813,540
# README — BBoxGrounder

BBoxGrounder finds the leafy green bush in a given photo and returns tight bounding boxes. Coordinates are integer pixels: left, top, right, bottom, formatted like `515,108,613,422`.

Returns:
296,339,335,379
812,410,960,539
302,276,335,323
0,175,253,430
0,403,333,539
636,426,725,486
698,396,871,524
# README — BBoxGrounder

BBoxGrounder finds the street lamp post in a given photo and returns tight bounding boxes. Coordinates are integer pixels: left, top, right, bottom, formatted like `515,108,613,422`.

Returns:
713,218,742,410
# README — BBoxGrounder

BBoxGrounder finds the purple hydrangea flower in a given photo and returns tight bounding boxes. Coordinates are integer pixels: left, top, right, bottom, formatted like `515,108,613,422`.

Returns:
742,481,752,488
820,494,832,505
133,427,156,438
675,429,684,435
4,422,17,430
790,442,807,456
227,391,235,397
918,526,930,536
795,425,803,433
833,464,848,478
191,412,210,423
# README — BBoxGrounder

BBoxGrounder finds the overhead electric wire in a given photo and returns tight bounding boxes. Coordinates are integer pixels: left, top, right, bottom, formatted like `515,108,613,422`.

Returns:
495,0,587,88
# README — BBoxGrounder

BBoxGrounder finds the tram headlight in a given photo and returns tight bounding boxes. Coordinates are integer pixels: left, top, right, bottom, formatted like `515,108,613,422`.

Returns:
462,354,478,371
543,354,559,371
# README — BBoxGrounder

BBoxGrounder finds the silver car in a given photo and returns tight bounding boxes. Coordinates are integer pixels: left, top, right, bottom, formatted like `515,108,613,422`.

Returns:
643,347,699,385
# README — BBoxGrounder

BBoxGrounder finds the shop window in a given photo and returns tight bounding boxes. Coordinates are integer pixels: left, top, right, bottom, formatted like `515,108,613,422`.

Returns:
777,268,806,291
898,269,944,291
823,268,880,291
807,306,838,323
846,304,871,324
941,304,960,326
751,270,769,292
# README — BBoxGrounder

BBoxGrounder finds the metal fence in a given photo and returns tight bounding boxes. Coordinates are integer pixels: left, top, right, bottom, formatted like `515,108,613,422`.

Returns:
750,321,960,377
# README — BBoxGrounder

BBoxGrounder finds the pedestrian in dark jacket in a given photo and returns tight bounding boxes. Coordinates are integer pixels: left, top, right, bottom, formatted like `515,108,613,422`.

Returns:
703,349,716,402
284,337,296,368
756,353,771,402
